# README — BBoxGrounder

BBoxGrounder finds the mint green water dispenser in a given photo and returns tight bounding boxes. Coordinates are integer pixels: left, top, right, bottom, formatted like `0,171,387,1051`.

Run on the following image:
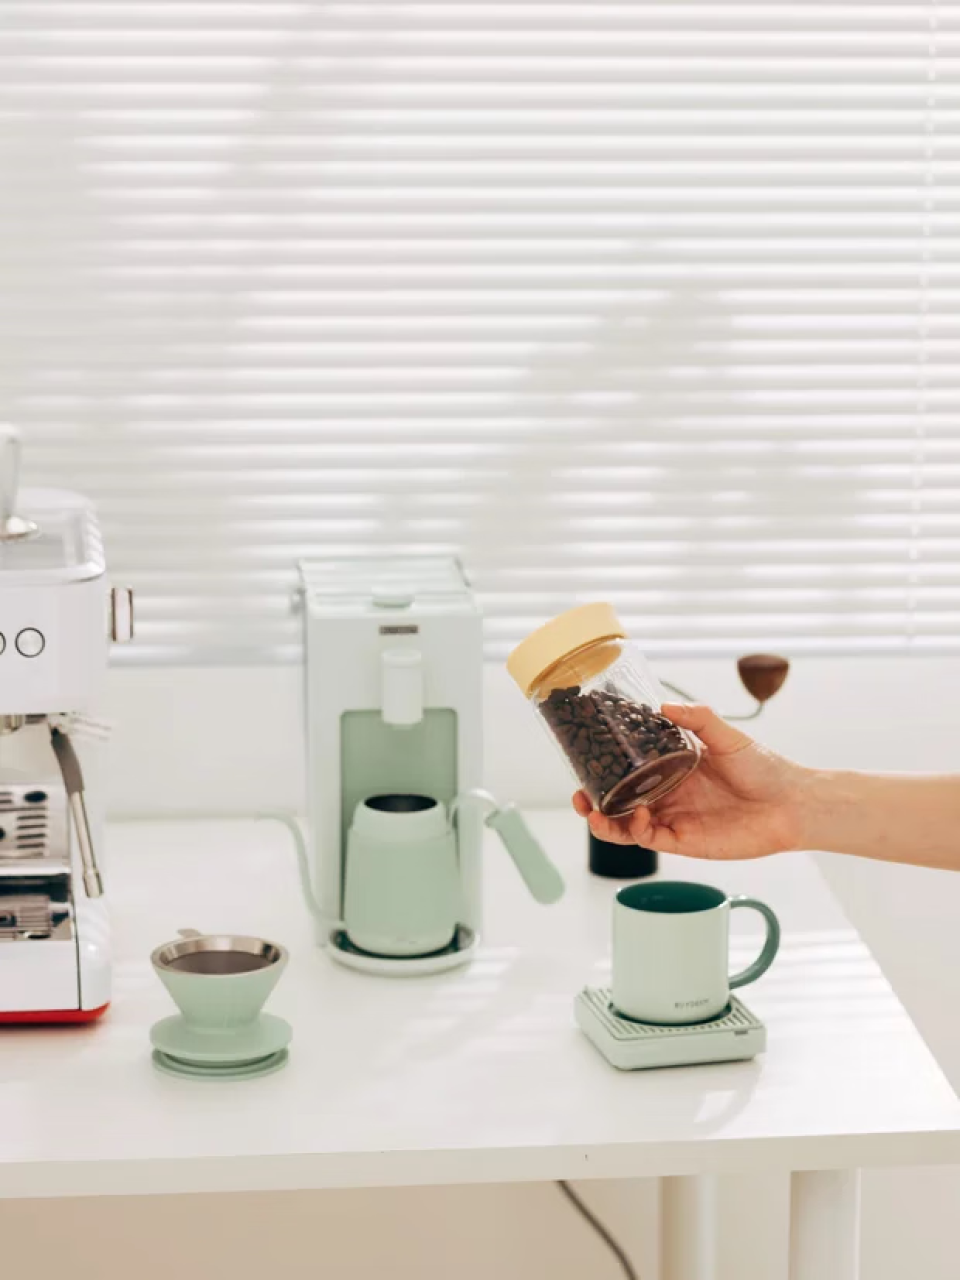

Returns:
298,556,563,975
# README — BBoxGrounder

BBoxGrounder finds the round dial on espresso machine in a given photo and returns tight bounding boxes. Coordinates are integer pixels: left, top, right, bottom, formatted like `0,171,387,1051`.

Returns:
15,628,44,658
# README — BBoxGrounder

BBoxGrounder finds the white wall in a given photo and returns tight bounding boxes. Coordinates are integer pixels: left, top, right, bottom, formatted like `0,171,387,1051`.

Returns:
12,655,957,1280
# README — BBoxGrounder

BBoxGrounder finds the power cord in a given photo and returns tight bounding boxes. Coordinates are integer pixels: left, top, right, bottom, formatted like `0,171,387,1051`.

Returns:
557,1181,640,1280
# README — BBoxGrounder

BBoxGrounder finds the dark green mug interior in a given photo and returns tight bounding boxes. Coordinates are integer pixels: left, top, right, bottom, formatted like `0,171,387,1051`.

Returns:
617,881,726,914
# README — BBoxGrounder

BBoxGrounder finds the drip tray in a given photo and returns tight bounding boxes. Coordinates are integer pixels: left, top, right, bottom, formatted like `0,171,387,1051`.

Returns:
575,988,766,1071
328,925,477,976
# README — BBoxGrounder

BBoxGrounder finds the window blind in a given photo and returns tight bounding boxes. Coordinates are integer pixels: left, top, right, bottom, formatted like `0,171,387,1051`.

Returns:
0,2,954,663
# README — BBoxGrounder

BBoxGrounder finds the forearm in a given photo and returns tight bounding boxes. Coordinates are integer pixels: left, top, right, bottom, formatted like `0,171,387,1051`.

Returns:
797,768,960,870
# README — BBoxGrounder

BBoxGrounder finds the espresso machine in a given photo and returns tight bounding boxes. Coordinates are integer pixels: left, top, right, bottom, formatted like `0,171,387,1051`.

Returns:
299,556,563,975
0,427,132,1020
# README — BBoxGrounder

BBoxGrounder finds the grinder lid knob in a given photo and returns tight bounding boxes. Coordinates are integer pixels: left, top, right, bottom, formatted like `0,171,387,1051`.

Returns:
737,653,790,704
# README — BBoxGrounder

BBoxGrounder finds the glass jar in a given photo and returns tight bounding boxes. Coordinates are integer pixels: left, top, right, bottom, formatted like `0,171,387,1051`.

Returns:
507,604,701,817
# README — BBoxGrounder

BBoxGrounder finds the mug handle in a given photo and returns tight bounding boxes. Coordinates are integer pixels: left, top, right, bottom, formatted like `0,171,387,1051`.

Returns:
728,896,781,989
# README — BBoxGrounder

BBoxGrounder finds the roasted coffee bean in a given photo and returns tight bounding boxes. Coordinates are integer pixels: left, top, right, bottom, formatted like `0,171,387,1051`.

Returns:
539,684,698,816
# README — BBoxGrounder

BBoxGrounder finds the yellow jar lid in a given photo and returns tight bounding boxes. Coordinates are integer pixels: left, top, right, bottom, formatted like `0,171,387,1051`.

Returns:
506,602,626,697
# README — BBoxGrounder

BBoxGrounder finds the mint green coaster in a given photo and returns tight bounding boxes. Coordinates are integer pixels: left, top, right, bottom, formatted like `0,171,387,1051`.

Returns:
152,1047,289,1081
150,1011,292,1067
575,988,766,1071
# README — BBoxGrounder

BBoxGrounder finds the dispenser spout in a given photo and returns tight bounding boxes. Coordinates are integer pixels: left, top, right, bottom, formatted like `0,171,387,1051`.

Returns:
381,648,424,726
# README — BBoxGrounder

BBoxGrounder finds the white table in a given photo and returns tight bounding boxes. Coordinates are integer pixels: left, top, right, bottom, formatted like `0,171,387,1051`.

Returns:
2,813,959,1280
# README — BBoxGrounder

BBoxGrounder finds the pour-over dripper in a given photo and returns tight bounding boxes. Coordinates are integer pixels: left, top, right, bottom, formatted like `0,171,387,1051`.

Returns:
151,933,288,1030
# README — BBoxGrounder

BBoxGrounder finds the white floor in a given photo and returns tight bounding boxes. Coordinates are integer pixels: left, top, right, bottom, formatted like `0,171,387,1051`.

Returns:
0,1170,947,1280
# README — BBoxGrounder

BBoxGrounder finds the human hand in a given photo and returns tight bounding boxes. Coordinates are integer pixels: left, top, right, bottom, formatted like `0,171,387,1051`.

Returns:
572,703,808,860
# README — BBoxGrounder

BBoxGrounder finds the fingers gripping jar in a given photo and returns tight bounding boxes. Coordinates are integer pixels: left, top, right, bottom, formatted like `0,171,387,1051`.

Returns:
507,604,701,817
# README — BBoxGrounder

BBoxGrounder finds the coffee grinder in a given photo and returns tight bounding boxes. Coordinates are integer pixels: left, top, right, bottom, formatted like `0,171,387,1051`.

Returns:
0,427,132,1021
299,556,563,975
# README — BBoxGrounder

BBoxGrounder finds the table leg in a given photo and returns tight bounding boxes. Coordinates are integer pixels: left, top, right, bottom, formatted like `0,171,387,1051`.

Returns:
660,1175,717,1280
789,1170,861,1280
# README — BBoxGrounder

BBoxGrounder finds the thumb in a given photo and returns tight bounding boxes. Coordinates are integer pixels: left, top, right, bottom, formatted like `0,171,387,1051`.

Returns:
661,703,754,756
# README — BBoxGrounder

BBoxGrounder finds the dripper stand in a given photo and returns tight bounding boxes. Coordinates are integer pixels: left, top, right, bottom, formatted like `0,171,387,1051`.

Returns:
149,1012,293,1081
575,989,766,1071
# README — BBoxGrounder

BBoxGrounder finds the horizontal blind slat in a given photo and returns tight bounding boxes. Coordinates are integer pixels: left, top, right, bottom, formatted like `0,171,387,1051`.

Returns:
0,0,950,662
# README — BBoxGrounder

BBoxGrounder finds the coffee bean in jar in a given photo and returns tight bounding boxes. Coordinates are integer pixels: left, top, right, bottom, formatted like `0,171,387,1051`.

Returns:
507,603,701,817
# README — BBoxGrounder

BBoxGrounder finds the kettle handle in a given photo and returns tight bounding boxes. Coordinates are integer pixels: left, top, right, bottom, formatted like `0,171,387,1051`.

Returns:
484,804,565,905
449,790,565,906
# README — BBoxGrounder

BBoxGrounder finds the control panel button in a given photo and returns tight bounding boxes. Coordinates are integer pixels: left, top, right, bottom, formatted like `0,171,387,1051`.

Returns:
15,628,44,658
0,633,5,655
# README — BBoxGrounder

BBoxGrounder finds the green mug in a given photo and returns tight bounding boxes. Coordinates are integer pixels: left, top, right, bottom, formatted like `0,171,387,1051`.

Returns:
612,881,780,1025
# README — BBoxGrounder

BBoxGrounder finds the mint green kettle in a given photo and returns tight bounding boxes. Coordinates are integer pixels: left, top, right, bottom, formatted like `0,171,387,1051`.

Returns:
343,790,564,959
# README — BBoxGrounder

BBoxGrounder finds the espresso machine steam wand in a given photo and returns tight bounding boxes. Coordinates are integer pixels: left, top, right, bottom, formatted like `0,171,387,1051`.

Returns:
49,727,104,900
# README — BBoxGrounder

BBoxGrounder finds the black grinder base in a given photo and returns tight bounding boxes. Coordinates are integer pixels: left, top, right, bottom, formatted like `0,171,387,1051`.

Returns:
588,831,658,880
